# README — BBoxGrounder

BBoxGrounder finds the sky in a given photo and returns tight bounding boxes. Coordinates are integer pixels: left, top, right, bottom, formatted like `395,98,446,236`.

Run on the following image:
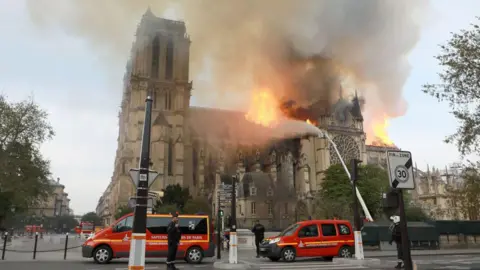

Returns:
0,0,479,215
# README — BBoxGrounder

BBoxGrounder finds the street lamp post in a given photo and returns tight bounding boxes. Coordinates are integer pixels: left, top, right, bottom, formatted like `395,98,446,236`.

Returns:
229,174,238,264
127,95,154,270
351,159,364,260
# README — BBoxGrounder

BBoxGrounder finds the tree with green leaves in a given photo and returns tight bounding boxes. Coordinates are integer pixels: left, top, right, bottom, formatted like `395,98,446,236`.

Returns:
316,163,430,222
315,164,390,220
156,197,212,216
0,95,54,228
156,203,181,215
183,197,212,215
422,17,480,155
81,212,102,226
445,164,480,220
114,204,133,220
162,184,192,209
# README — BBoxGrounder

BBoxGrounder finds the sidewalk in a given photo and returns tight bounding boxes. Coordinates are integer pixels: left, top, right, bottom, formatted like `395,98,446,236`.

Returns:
230,248,480,259
365,248,480,257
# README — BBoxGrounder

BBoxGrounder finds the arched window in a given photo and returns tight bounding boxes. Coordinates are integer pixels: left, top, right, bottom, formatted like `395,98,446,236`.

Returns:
152,90,157,109
168,137,174,176
303,166,310,183
165,37,174,80
164,91,173,110
151,35,160,78
122,161,128,174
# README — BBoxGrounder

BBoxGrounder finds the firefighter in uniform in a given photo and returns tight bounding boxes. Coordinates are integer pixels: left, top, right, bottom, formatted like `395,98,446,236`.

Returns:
166,212,181,270
389,215,403,268
251,220,265,258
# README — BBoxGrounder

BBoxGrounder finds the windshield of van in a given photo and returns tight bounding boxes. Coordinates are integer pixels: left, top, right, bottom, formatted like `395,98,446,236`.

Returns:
278,223,300,236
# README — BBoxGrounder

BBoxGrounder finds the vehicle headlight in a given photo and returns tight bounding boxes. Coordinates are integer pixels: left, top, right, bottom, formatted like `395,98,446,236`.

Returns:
269,237,280,244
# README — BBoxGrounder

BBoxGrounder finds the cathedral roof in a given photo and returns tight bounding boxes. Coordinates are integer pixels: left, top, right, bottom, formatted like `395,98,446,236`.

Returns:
187,107,275,143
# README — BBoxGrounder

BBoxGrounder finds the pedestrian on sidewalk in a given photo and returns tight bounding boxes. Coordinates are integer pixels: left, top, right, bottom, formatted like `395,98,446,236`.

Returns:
166,212,181,270
389,215,403,269
251,220,265,258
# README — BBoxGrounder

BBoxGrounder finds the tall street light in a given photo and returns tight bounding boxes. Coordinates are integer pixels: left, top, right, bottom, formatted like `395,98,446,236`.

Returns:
127,95,154,270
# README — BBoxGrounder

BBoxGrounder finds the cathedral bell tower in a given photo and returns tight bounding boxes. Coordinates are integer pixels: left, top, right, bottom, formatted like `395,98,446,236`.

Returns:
128,8,192,190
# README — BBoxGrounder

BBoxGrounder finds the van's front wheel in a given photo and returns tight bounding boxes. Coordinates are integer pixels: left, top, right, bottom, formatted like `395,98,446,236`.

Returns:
93,245,112,264
185,247,203,264
281,247,296,262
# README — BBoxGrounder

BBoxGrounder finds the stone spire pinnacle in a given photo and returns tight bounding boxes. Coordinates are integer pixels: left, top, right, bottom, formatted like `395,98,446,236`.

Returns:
144,6,155,17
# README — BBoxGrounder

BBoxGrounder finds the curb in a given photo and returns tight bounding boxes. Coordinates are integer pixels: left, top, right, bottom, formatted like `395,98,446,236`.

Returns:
366,251,480,258
333,257,381,266
213,261,252,269
334,258,419,269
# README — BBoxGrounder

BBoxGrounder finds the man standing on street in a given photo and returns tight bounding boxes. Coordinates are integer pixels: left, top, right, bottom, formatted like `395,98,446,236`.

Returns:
251,220,265,258
389,215,403,268
166,212,181,270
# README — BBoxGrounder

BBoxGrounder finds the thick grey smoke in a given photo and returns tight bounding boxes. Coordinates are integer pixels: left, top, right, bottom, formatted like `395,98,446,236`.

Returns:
25,0,429,141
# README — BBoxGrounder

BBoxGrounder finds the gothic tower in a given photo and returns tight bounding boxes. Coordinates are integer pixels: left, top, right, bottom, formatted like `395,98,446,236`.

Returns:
109,8,192,214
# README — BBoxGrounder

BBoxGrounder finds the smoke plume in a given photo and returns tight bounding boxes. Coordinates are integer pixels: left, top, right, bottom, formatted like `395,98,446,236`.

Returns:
25,0,429,140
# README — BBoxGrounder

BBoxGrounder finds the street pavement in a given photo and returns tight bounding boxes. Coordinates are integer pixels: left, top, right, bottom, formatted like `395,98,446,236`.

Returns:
374,254,480,269
3,238,480,269
1,235,84,261
0,260,214,269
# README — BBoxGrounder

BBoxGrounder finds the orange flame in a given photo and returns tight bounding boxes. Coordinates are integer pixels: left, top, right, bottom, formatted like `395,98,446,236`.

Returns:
306,119,318,126
245,89,280,127
372,115,394,146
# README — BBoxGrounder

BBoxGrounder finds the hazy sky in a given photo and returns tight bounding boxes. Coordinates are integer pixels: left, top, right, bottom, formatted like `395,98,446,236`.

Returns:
1,0,479,215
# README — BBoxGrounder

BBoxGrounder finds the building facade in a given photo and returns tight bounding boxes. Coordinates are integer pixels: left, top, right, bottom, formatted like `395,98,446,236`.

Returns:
96,181,112,226
103,10,398,225
411,164,466,220
30,177,72,218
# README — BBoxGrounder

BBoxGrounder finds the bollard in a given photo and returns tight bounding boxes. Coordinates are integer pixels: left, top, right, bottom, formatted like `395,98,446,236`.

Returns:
33,232,38,259
63,233,69,260
2,232,7,260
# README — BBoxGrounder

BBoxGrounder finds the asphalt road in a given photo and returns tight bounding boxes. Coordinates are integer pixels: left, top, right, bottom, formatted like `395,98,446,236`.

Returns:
3,238,480,270
374,254,480,269
0,260,214,270
244,254,480,269
2,255,480,270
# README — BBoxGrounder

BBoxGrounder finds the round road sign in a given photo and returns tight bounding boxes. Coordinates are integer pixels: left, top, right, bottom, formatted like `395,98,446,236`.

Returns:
394,165,409,183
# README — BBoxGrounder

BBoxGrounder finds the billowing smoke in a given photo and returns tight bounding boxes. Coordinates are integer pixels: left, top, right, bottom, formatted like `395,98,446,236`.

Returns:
25,0,429,141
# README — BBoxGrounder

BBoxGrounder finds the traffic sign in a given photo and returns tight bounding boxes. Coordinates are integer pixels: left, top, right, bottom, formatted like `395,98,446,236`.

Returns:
386,151,415,189
128,197,154,209
129,168,160,188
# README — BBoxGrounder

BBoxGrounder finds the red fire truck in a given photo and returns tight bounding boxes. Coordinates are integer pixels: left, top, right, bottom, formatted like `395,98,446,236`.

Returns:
24,225,45,235
75,222,94,234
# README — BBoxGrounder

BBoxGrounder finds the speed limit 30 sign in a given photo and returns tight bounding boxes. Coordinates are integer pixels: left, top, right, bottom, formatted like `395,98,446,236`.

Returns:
386,150,415,189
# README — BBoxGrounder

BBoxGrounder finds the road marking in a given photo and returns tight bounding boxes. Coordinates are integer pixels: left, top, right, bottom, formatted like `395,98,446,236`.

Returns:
115,267,163,270
114,265,212,270
253,262,367,269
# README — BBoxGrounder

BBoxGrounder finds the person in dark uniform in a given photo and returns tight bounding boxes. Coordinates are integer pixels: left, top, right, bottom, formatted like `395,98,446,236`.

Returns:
166,212,181,270
389,215,403,268
251,220,265,258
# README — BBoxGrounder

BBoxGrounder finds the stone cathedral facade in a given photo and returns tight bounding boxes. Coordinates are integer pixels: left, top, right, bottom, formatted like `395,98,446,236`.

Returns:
99,10,397,226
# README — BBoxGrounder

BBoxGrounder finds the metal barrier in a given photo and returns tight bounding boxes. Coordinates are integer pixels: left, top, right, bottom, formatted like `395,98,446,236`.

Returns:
362,222,439,249
1,232,82,260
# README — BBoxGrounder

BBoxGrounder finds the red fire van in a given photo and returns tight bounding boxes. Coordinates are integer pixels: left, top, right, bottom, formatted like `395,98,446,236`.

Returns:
259,219,355,262
81,213,214,264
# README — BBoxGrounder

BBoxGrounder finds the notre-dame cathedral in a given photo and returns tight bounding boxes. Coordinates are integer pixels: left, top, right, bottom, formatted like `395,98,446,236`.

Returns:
97,9,396,227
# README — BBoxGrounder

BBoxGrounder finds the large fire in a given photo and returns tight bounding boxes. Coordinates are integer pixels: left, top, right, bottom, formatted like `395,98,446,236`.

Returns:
246,89,395,146
370,115,394,146
245,89,281,127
